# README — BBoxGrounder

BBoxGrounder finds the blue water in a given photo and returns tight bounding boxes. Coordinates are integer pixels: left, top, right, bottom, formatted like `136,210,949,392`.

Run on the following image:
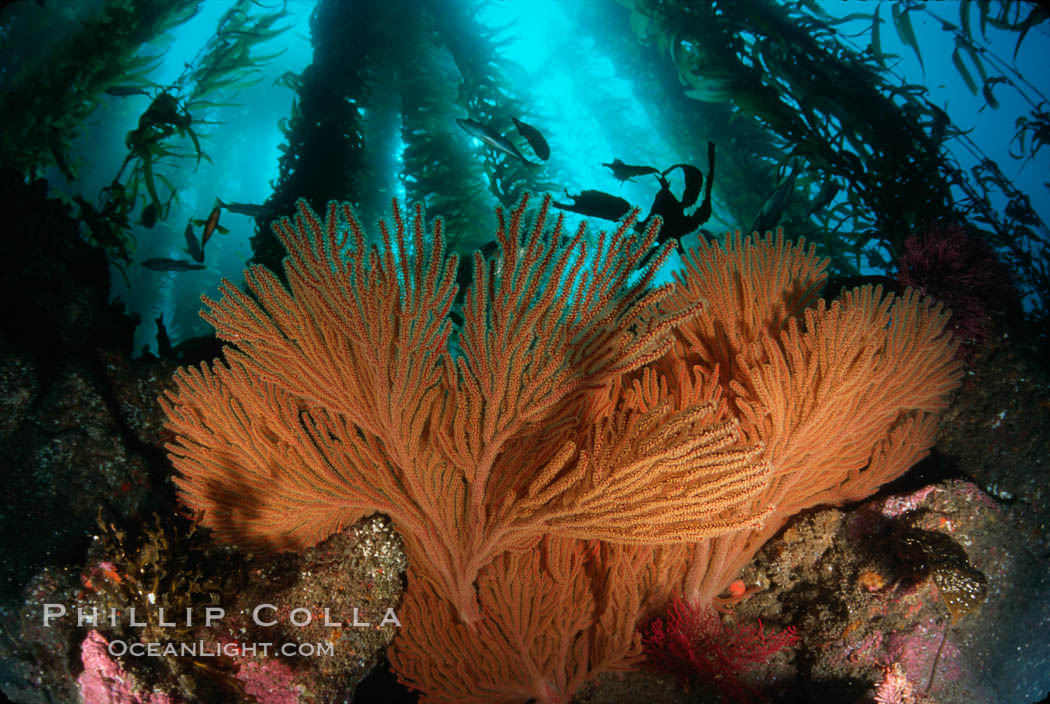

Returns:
22,0,1049,357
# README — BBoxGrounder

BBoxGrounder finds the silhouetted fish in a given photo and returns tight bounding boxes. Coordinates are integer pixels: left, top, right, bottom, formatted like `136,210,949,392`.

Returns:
511,117,550,160
218,198,277,218
552,190,633,221
201,206,221,249
184,222,204,263
602,158,659,183
143,257,205,272
456,118,536,166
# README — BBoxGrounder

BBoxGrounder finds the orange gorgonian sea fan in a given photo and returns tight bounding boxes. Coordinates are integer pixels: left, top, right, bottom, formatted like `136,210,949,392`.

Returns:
162,197,962,704
616,230,963,608
161,194,772,624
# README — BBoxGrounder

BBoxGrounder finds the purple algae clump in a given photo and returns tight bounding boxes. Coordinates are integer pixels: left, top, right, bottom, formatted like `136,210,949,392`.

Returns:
896,222,1019,359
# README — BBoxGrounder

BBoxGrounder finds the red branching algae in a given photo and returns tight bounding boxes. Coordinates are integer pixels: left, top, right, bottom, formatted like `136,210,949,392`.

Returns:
642,597,798,703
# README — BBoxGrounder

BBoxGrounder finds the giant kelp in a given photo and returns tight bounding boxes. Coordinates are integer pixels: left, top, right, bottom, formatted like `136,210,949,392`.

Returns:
0,0,290,272
612,0,1049,351
394,3,496,248
95,0,291,265
255,0,378,273
618,0,953,252
258,0,560,278
566,1,803,251
426,0,559,209
0,0,200,181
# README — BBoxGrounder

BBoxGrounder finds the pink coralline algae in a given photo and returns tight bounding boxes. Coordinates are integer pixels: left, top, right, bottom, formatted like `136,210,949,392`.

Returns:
77,630,174,704
880,486,938,519
885,617,962,697
234,655,302,704
642,597,798,703
896,223,1018,358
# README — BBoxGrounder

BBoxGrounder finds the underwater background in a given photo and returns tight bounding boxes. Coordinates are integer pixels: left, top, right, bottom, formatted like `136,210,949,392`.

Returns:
1,0,1049,703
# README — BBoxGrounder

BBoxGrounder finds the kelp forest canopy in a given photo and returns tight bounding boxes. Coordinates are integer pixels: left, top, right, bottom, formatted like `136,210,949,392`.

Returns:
1,0,1048,357
254,0,565,269
0,0,289,268
265,0,1049,352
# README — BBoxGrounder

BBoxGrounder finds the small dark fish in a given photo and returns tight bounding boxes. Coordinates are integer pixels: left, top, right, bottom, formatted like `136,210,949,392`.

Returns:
104,85,152,97
143,257,205,272
552,190,633,222
602,158,659,183
456,118,536,166
155,314,175,359
184,222,204,263
511,117,550,161
201,206,221,249
218,198,276,218
140,203,157,228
